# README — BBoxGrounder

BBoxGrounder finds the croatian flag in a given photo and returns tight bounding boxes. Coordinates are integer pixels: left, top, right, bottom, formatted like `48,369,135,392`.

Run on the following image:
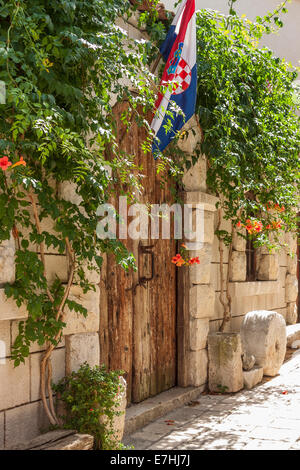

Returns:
151,0,197,157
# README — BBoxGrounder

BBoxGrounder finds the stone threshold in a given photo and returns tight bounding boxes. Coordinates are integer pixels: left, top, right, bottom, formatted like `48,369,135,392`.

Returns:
124,385,205,436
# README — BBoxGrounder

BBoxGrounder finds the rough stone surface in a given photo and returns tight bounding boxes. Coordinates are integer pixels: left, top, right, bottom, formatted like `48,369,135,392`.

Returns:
208,332,244,393
9,429,94,450
0,288,27,321
291,340,300,349
0,358,30,411
0,236,15,284
5,401,49,448
286,302,298,325
124,386,205,436
189,244,213,285
182,155,207,192
58,181,82,205
45,254,69,284
46,433,94,450
189,318,209,351
11,320,65,354
0,321,10,360
177,116,203,155
285,274,298,303
242,353,256,371
241,310,286,376
243,367,264,389
62,285,100,335
123,349,300,450
187,349,208,387
232,229,246,252
65,332,100,374
286,324,300,348
189,285,215,319
287,254,297,275
30,348,66,401
256,254,279,281
229,252,246,282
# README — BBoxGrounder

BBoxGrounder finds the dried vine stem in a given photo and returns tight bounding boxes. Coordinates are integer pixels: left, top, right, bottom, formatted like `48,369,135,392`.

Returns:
217,207,228,330
29,189,76,425
220,223,233,332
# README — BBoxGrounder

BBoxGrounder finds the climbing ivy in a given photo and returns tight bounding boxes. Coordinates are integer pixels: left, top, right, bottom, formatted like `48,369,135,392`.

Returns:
195,5,300,247
0,0,155,425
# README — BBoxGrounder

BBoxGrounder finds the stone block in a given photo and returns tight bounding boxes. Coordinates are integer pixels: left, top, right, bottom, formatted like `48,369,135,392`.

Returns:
0,288,27,321
210,262,228,292
0,358,30,411
287,254,297,275
256,254,279,281
58,181,82,206
187,349,208,387
0,412,4,448
177,116,203,155
286,324,300,348
11,320,65,354
243,366,264,389
229,251,246,282
242,353,255,371
65,332,100,374
184,207,214,246
0,235,15,284
285,274,298,303
5,401,49,448
0,321,10,360
241,310,286,376
189,318,209,351
45,254,69,284
285,232,298,253
21,213,64,255
212,235,229,263
189,243,213,285
182,155,207,192
208,332,244,393
62,286,100,335
286,302,298,325
232,228,246,252
189,284,215,319
30,348,66,401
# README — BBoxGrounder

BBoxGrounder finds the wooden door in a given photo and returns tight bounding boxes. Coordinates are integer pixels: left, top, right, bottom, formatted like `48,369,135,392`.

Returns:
100,102,177,403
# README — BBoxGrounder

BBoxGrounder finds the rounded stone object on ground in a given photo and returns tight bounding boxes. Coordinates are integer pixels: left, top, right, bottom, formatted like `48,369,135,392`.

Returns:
241,310,286,377
242,353,256,371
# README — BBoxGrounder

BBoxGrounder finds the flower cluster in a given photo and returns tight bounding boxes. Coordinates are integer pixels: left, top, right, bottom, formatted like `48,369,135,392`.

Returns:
0,156,26,171
237,219,263,235
266,202,285,213
171,244,200,267
237,217,284,235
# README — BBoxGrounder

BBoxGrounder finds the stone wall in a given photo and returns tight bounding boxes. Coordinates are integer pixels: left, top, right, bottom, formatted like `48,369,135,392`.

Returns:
0,11,298,448
0,182,101,449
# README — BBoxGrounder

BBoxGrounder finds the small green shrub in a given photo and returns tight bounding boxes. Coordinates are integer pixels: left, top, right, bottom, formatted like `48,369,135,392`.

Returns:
53,362,125,450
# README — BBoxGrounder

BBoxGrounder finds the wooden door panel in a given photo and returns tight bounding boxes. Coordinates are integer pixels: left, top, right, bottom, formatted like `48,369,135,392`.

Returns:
100,102,177,403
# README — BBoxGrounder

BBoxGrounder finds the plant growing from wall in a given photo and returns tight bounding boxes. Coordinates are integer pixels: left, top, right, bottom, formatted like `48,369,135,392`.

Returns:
195,3,300,330
146,0,299,330
0,0,156,425
53,363,126,450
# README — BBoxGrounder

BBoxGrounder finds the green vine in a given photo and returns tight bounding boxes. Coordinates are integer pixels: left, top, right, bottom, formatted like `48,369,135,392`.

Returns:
0,0,155,425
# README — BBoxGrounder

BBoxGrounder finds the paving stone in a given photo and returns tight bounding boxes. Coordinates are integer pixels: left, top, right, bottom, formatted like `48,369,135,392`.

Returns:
125,350,300,451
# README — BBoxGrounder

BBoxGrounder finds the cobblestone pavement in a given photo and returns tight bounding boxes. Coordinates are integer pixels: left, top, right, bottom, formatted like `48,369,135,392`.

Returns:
123,350,300,450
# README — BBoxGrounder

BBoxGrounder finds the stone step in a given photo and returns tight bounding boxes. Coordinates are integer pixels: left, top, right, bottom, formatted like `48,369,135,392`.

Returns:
124,385,205,436
9,429,94,450
287,324,300,349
